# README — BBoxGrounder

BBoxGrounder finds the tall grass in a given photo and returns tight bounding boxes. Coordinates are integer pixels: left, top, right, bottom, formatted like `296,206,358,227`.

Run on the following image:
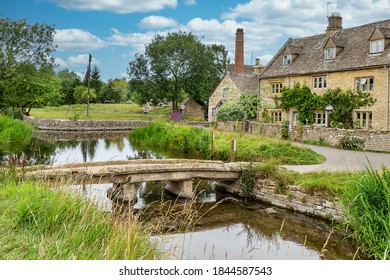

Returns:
129,122,325,165
341,165,390,259
0,115,34,144
0,170,158,260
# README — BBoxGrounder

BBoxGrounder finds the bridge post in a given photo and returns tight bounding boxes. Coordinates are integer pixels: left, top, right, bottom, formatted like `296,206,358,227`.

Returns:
107,182,136,203
164,180,194,199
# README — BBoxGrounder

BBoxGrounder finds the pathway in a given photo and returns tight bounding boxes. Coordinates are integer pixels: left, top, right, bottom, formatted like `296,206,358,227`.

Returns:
283,143,390,173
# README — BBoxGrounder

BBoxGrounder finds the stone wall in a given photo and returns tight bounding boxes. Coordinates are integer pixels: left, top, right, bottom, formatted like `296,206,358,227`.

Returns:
217,178,343,221
24,116,151,131
216,121,390,152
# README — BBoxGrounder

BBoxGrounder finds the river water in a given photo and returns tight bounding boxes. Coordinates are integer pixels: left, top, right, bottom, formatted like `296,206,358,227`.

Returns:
1,131,360,260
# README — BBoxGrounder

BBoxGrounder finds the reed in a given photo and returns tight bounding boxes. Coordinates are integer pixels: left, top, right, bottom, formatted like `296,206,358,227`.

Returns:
341,165,390,260
0,171,159,260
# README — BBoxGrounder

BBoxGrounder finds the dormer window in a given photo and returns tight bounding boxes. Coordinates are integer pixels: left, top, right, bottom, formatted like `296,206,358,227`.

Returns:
370,39,384,53
283,55,292,65
324,47,336,59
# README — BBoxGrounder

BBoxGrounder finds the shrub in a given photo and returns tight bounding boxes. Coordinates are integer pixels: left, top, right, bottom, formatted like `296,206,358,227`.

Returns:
0,115,34,144
338,136,365,151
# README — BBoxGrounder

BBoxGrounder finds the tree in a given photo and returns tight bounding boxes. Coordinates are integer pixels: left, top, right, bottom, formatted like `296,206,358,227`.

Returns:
102,79,129,103
73,85,96,104
0,17,57,113
2,63,61,116
84,65,104,102
216,92,260,121
57,69,82,105
128,31,228,111
279,83,323,124
322,87,376,128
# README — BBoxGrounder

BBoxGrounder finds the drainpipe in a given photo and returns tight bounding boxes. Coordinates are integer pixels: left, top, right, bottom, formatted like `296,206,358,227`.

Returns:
387,66,390,131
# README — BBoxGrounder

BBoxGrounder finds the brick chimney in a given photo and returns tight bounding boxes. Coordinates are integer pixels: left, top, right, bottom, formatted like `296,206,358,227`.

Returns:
326,13,342,37
234,28,245,74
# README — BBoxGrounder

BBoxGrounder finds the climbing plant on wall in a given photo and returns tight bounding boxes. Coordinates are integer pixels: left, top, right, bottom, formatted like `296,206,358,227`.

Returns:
277,83,323,125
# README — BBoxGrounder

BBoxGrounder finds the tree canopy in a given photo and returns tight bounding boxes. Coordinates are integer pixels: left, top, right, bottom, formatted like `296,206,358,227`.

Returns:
0,17,58,115
128,31,228,111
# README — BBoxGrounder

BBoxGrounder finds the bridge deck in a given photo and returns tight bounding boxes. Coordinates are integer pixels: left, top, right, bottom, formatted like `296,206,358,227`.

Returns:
25,159,247,184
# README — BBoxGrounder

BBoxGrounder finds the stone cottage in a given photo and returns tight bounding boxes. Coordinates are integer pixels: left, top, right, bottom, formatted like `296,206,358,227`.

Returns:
180,97,204,119
208,28,263,122
259,14,390,130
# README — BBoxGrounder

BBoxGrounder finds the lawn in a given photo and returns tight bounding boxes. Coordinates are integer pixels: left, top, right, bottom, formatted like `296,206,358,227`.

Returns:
30,103,172,121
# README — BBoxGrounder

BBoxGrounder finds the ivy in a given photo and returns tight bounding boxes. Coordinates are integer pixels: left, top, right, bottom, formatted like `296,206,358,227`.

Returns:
278,83,323,125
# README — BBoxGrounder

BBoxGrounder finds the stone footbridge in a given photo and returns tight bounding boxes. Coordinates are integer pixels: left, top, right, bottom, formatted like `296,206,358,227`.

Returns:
25,159,247,201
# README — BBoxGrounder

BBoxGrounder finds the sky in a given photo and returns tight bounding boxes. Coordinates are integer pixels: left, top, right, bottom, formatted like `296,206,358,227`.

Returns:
1,0,390,81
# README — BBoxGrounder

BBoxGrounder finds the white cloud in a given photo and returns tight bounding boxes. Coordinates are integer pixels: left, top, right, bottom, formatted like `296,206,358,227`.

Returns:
67,54,100,66
107,29,160,54
55,29,106,51
54,57,67,67
184,0,196,6
138,16,178,29
48,0,177,14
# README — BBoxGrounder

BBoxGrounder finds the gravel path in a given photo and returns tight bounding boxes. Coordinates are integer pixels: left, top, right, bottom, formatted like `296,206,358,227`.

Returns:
282,143,390,173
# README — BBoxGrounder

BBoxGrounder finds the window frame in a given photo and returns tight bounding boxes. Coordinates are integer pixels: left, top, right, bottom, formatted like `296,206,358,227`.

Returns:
223,87,230,98
355,111,373,129
356,77,374,92
313,76,327,89
269,110,282,123
312,111,326,125
370,39,384,53
324,47,336,60
282,54,292,65
270,82,283,94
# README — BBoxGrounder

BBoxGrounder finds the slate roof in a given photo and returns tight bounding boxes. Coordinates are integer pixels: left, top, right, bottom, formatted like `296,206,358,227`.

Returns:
261,18,390,79
223,64,259,93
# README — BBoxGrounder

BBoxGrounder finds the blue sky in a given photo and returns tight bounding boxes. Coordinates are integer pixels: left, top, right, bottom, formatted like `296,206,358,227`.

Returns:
1,0,390,81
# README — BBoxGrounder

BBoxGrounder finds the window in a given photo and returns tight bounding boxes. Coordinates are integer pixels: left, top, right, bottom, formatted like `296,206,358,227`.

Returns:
313,76,327,89
356,77,374,92
312,112,326,125
212,108,217,116
269,110,282,123
324,48,336,59
283,55,292,65
370,39,384,53
355,111,373,128
271,82,283,94
223,88,230,98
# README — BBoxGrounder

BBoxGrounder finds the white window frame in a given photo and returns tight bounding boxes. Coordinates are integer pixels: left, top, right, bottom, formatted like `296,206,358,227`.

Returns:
313,76,327,89
283,54,292,65
269,110,282,123
312,111,326,125
324,48,336,60
370,39,384,53
356,77,374,92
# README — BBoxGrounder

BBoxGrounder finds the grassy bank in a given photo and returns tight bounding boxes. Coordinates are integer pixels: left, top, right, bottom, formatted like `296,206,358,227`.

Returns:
0,170,159,260
0,115,34,145
129,122,325,165
341,166,390,260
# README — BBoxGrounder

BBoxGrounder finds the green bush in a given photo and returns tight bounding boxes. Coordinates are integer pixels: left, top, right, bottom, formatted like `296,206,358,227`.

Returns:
0,115,34,144
338,136,365,150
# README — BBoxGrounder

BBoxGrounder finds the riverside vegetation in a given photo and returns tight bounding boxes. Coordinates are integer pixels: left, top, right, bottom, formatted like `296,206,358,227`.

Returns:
130,122,390,260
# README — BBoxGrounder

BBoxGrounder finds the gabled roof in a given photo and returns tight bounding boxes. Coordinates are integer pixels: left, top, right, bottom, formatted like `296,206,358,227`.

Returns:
261,18,390,79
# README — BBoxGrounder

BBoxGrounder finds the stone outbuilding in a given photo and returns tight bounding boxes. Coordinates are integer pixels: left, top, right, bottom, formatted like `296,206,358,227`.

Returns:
180,97,205,119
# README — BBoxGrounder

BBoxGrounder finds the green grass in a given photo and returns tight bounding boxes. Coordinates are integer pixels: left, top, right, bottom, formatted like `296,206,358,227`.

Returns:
129,122,325,165
0,170,159,260
341,166,390,260
0,115,34,145
30,103,171,121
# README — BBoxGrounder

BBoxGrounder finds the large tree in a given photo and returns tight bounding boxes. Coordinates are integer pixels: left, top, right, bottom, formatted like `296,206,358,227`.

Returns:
128,31,228,111
0,17,57,114
57,69,82,105
84,65,104,102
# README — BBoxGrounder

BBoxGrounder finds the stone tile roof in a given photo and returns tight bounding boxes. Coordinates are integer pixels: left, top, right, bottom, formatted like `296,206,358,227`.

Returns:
261,18,390,79
229,72,259,92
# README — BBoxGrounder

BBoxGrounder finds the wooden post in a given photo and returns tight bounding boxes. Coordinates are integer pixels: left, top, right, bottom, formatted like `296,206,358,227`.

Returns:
211,131,215,160
87,53,92,118
230,139,236,162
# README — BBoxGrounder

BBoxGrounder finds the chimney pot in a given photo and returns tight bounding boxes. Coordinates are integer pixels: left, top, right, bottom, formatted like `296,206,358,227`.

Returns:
255,57,260,66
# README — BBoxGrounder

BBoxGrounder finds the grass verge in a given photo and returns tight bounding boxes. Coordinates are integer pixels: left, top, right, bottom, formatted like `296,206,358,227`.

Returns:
0,170,159,260
129,122,325,165
0,115,34,145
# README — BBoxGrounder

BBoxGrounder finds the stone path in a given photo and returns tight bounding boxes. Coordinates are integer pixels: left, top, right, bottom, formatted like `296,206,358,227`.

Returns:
282,143,390,173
